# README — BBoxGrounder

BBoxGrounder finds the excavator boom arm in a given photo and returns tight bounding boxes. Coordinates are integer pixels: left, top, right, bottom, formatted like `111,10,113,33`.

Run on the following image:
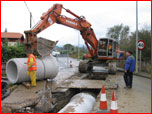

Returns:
24,4,98,57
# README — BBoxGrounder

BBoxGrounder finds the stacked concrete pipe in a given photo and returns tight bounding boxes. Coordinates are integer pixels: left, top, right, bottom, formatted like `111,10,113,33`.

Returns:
6,55,59,84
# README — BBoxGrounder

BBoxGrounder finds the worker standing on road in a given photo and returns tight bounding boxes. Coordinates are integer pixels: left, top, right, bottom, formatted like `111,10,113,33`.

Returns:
26,53,37,87
124,51,136,89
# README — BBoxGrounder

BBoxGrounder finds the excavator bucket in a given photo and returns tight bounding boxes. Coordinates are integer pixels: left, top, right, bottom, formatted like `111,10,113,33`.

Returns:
37,37,58,56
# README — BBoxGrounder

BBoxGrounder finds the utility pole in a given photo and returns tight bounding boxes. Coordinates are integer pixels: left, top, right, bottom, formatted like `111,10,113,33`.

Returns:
78,32,80,60
139,50,141,71
24,1,35,29
136,1,138,73
30,12,32,28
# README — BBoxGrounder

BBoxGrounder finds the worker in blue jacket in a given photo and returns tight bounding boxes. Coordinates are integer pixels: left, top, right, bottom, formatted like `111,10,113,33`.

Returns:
124,51,136,89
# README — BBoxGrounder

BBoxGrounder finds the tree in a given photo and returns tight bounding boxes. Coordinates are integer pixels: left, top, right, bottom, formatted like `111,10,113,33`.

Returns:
128,29,151,58
63,44,74,51
106,24,151,58
1,42,26,62
106,24,130,41
120,26,130,40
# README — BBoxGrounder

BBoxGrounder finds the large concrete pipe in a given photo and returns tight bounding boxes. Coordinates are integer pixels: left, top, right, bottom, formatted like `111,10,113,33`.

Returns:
58,92,96,113
6,55,59,84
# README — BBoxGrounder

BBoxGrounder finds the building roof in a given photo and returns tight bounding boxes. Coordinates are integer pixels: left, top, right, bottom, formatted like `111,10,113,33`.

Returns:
1,32,23,39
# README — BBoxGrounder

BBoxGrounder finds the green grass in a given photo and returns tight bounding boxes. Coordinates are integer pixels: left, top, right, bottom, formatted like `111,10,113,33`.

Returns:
1,73,6,77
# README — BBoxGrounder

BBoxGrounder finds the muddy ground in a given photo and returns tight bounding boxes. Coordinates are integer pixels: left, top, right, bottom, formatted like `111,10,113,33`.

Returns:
2,57,151,113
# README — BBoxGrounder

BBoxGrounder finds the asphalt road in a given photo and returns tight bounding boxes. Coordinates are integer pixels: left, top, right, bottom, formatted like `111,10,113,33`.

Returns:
117,73,151,113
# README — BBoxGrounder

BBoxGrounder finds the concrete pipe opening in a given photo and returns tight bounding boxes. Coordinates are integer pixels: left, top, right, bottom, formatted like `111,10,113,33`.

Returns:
6,61,18,84
6,55,59,84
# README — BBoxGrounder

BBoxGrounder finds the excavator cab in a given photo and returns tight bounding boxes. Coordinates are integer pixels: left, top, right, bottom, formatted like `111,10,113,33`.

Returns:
98,38,118,58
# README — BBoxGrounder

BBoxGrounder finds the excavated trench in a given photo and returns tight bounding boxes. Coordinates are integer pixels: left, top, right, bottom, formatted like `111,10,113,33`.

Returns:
50,88,101,113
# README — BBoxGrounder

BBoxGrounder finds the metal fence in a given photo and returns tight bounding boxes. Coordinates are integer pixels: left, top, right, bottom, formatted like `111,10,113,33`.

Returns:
1,62,6,74
140,58,151,73
116,57,151,73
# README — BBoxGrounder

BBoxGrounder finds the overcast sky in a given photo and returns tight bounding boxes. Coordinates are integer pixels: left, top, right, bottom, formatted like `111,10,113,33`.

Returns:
1,1,151,46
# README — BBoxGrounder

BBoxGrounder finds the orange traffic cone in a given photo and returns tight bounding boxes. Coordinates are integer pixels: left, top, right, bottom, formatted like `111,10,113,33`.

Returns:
110,91,118,113
70,61,72,68
99,85,108,110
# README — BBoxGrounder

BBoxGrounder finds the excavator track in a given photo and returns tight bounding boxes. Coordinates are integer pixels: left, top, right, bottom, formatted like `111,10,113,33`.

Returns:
79,60,93,73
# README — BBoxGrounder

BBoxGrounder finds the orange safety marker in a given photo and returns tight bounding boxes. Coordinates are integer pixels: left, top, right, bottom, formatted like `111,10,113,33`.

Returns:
99,85,108,110
110,91,118,113
70,60,72,68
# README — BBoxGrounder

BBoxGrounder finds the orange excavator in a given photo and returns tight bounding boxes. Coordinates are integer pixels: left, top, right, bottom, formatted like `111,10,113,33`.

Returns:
24,4,125,73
